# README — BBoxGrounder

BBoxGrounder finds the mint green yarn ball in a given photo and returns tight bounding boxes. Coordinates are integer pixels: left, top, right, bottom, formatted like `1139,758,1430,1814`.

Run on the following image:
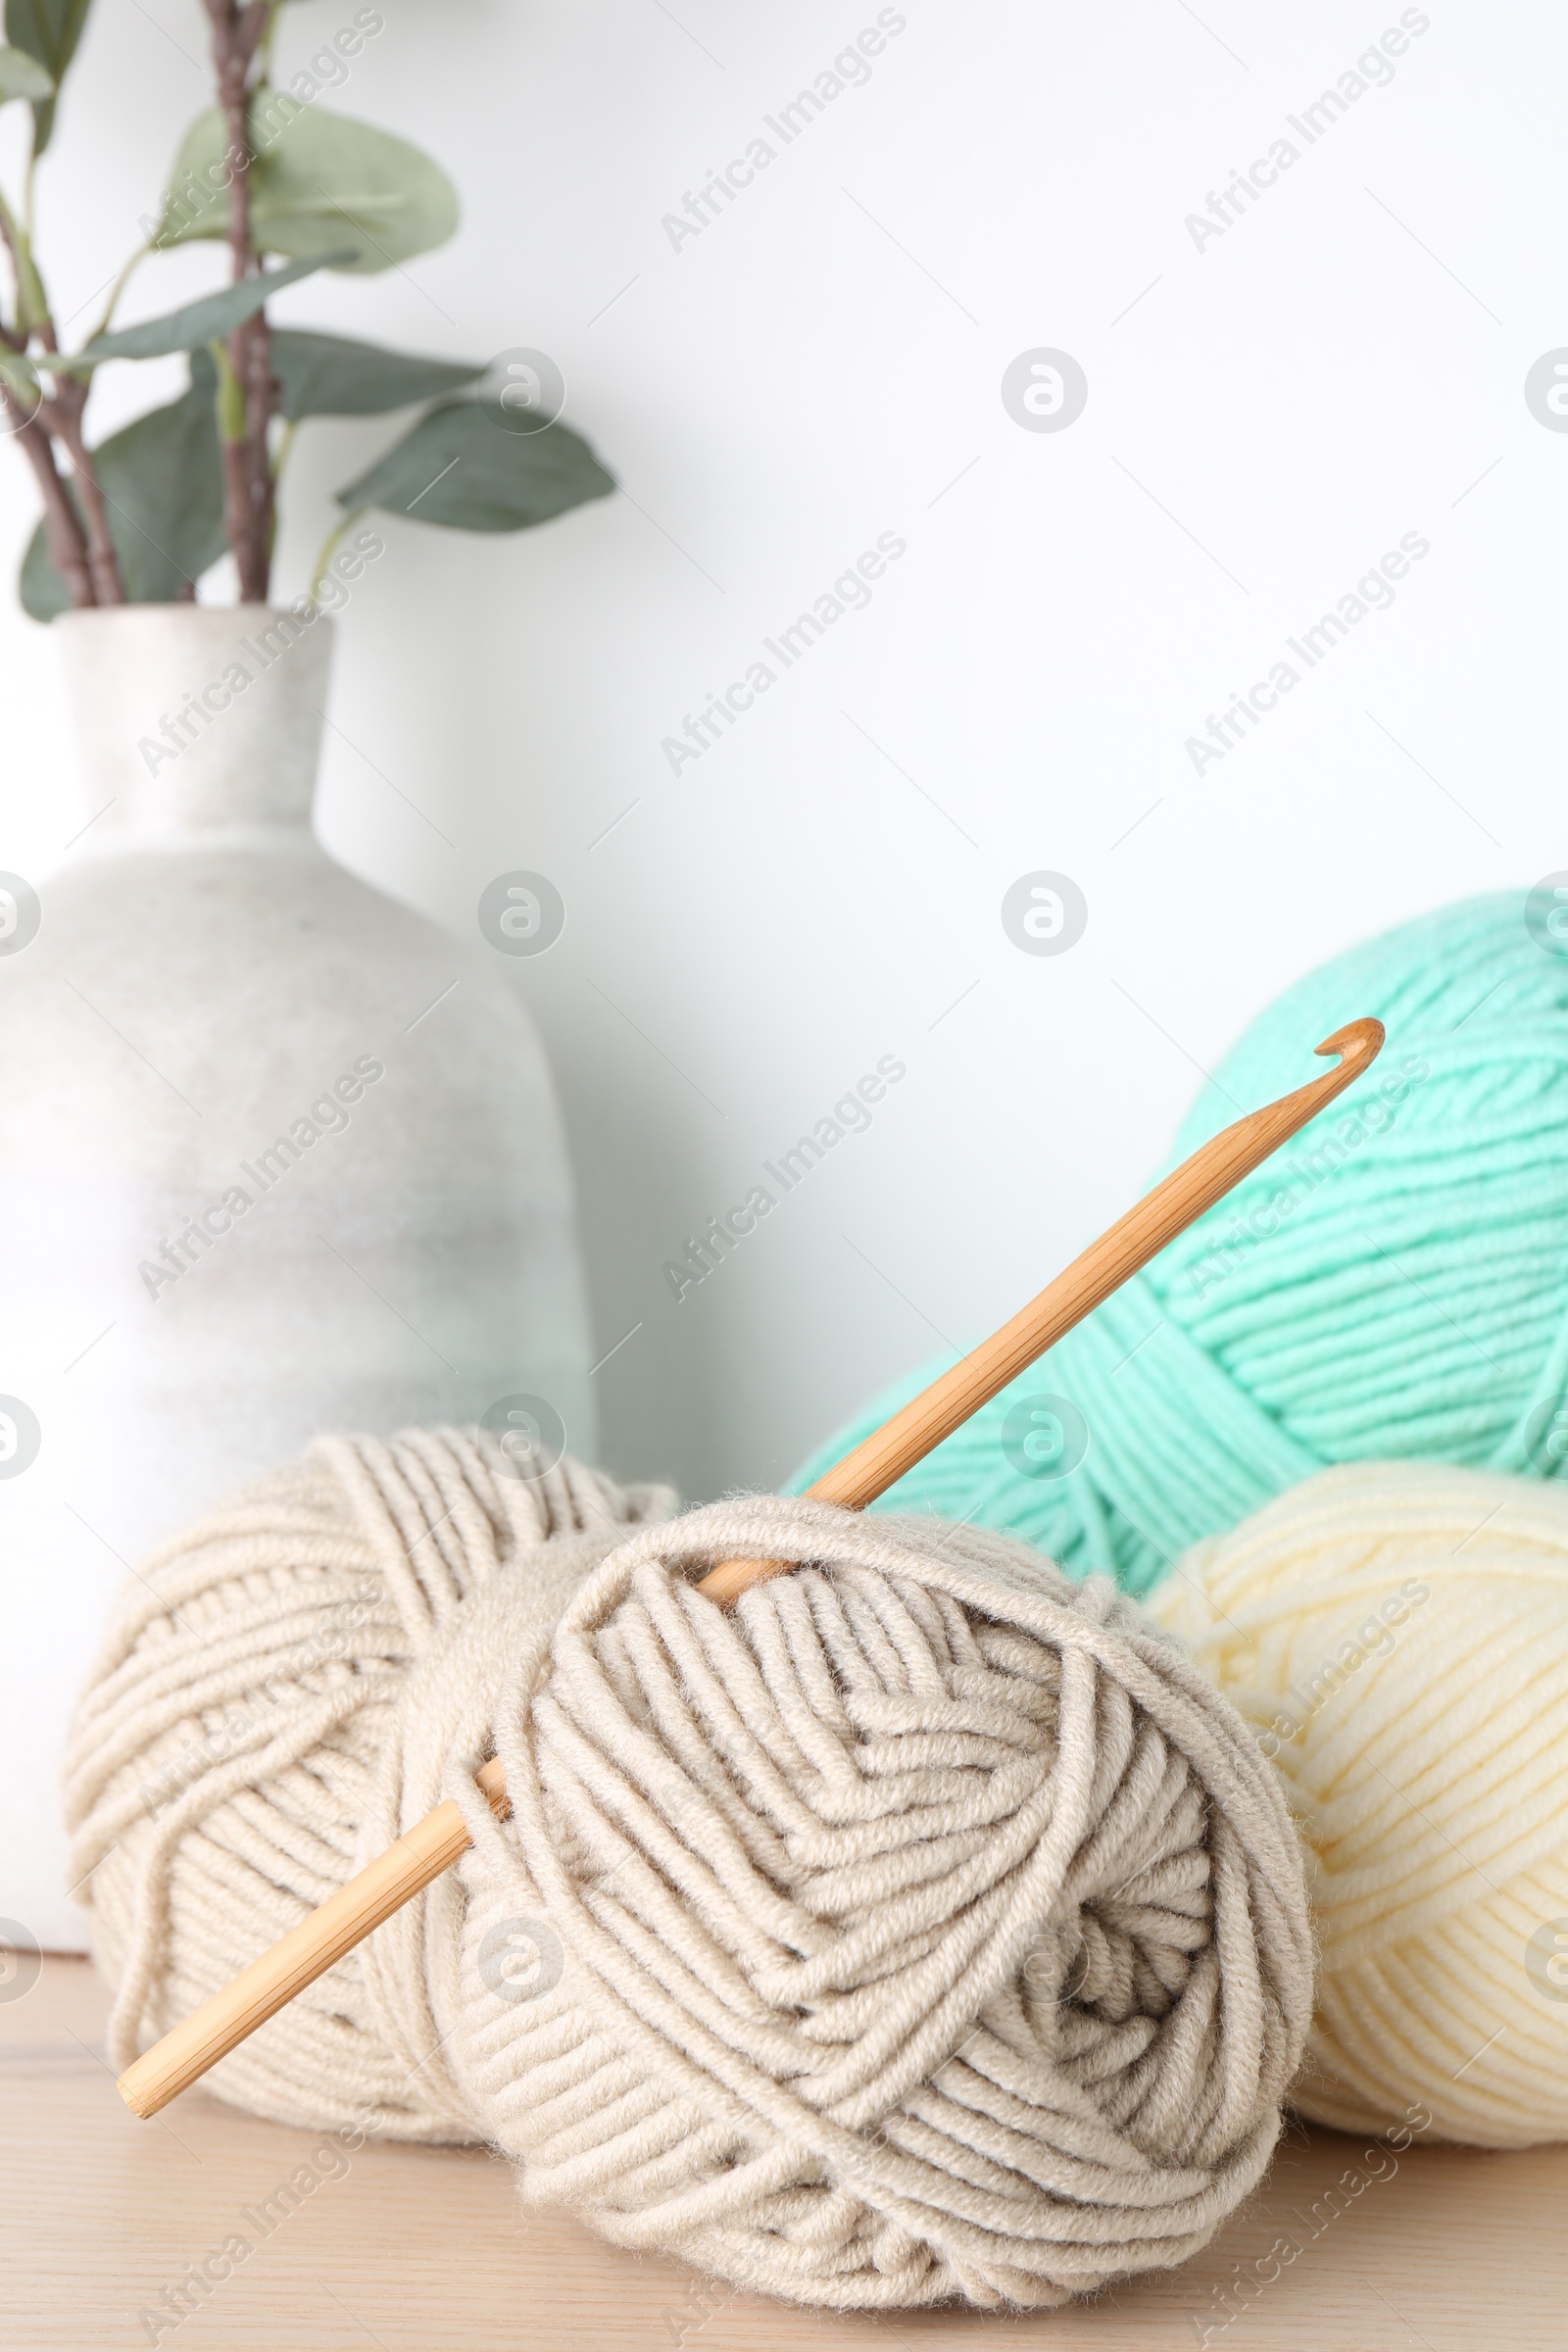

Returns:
792,893,1568,1597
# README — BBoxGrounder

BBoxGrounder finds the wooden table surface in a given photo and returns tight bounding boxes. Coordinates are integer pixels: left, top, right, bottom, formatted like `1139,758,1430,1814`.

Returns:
4,1958,1562,2350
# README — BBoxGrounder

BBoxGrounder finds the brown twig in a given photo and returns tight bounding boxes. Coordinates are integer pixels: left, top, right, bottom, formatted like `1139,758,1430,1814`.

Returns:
43,371,123,605
1,383,95,606
2,1,282,610
0,202,122,605
204,0,277,604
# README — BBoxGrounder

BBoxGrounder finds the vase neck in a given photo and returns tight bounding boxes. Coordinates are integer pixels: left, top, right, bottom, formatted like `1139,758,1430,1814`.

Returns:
56,605,334,847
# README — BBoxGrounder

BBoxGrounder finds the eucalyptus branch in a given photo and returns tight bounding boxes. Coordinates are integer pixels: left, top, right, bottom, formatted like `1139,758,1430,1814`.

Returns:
203,0,275,604
1,384,93,606
0,0,526,627
46,383,123,604
0,174,122,604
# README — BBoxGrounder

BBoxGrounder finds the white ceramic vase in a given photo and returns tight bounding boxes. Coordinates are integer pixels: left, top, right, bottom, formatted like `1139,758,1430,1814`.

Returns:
0,605,594,1949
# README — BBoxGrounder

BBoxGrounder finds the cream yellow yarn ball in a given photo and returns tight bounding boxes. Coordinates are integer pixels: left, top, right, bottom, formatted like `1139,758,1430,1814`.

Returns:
1150,1459,1568,2147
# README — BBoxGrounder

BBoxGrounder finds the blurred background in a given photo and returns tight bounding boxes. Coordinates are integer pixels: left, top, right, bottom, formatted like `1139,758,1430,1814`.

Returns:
0,0,1558,1511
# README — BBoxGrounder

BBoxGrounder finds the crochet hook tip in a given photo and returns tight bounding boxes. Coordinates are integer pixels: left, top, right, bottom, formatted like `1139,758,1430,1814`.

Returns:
1314,1015,1386,1068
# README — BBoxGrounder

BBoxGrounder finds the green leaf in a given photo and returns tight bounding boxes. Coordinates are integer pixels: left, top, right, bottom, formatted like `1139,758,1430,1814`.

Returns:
334,402,615,533
4,0,89,151
44,250,351,370
270,329,482,419
159,99,459,274
21,352,227,619
0,41,53,101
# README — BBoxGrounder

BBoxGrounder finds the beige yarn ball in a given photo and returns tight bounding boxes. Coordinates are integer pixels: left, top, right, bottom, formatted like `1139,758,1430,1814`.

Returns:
1149,1459,1568,2148
69,1461,1313,2313
66,1429,673,2136
450,1496,1312,2310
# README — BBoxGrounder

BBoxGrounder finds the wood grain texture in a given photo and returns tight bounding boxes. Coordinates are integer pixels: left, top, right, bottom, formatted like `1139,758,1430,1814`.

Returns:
13,1959,1566,2349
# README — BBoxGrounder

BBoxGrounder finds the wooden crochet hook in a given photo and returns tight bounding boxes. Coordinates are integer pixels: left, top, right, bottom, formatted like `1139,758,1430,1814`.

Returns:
117,1014,1383,2119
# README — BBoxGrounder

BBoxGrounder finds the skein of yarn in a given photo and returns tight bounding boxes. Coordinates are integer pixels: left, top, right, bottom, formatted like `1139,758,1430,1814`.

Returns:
797,893,1568,1592
65,1430,673,2136
68,1463,1313,2311
1149,1459,1568,2148
453,1496,1313,2308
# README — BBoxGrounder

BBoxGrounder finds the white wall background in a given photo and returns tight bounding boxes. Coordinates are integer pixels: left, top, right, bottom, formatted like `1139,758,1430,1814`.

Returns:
1,0,1561,1505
